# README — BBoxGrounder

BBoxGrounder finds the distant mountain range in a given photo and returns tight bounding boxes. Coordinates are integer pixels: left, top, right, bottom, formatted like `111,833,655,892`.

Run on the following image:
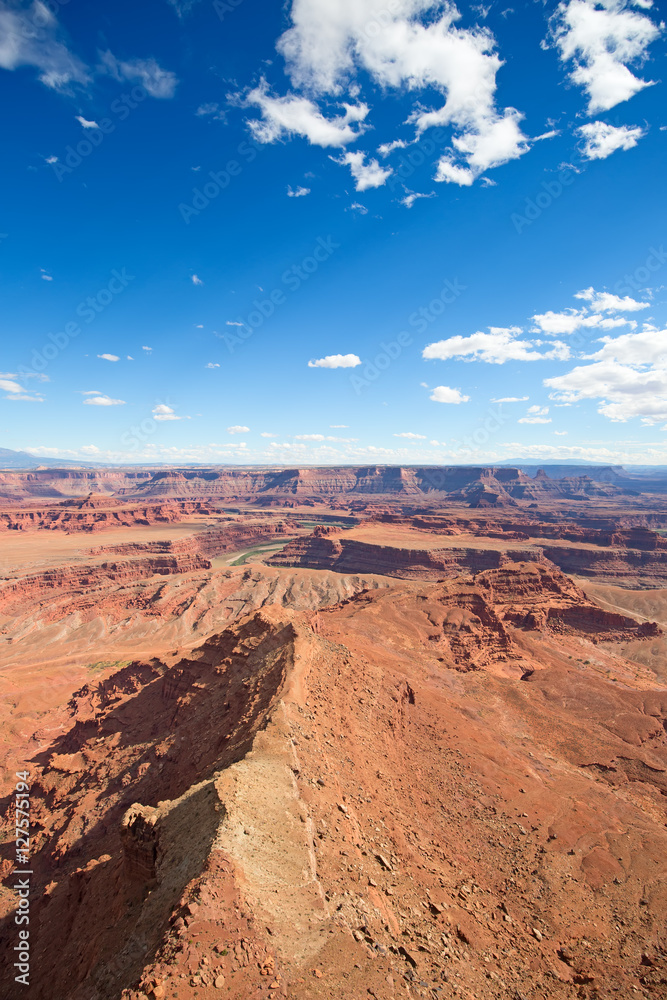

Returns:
0,448,100,469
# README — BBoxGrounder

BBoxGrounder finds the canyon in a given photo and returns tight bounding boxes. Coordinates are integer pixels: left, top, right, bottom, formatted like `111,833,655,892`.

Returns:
0,465,666,1000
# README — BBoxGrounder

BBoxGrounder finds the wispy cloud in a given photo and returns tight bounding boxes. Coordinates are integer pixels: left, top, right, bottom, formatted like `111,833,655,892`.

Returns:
98,50,178,98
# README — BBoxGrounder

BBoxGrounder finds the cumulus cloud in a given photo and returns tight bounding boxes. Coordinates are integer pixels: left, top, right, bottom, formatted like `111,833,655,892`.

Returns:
83,394,125,406
227,424,250,434
423,328,570,364
545,326,667,424
394,432,427,439
531,309,631,335
546,360,667,423
75,115,99,128
191,274,203,285
97,353,120,361
308,353,361,368
98,50,178,98
429,385,471,404
578,120,645,158
152,403,183,421
518,405,552,424
205,362,220,369
547,0,661,113
586,327,667,365
287,185,311,197
492,395,529,402
243,1,531,186
333,151,392,190
244,81,368,147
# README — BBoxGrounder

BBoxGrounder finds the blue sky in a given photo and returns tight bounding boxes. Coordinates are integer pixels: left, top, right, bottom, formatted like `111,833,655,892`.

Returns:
1,0,666,466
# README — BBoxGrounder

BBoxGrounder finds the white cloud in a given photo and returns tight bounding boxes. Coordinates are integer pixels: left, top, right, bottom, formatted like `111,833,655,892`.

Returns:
287,184,311,197
196,102,226,121
547,0,661,113
378,139,408,156
153,403,183,421
330,424,348,428
545,352,667,424
0,378,24,394
492,395,529,402
97,353,120,362
0,2,90,91
308,353,361,368
333,150,392,191
98,51,178,98
349,201,368,214
83,394,125,406
586,327,667,365
192,274,203,285
244,81,368,147
401,190,435,208
294,433,357,442
578,120,645,159
554,430,568,435
574,286,650,311
205,362,220,369
423,327,570,364
75,115,99,129
394,432,427,439
227,425,250,434
531,308,631,335
274,0,531,185
429,386,470,404
260,432,277,438
518,405,552,424
45,155,58,164
226,320,245,327
40,271,53,280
